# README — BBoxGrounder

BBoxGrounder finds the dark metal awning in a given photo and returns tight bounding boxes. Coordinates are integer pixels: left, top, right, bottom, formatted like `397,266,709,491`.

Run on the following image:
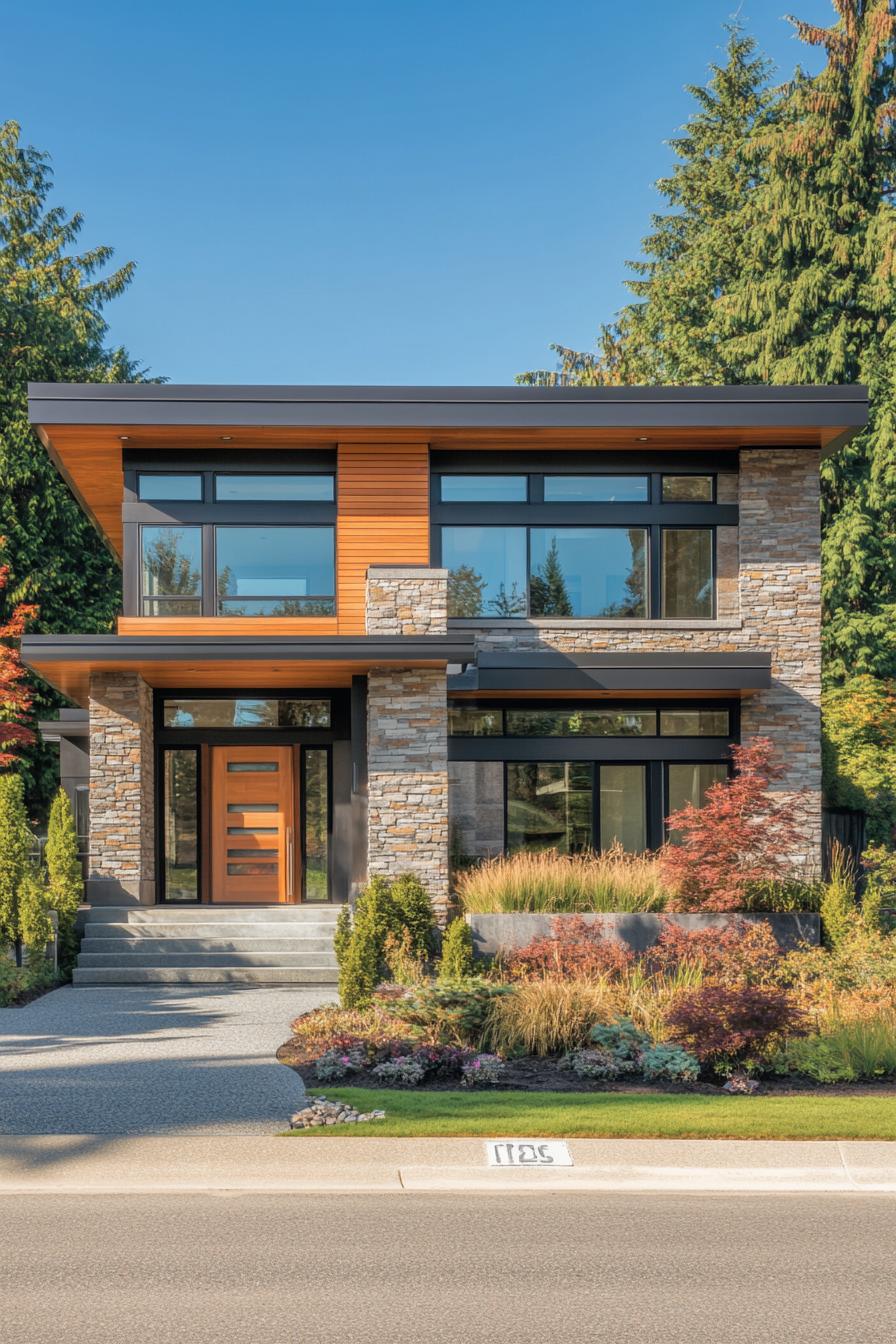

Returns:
448,649,772,694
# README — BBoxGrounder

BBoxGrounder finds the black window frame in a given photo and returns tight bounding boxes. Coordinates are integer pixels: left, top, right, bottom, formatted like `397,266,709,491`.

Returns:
431,451,736,622
139,522,204,616
123,450,337,618
301,745,333,901
213,523,336,617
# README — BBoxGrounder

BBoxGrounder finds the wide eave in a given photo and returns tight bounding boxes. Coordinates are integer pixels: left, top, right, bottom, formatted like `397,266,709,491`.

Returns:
27,381,868,559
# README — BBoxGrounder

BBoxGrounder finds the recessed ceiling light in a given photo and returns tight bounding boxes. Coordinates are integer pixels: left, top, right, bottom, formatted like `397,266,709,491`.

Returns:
119,435,129,441
637,436,648,442
221,435,233,442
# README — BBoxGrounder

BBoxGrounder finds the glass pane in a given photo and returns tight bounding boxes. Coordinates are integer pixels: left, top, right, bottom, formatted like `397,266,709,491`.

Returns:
138,474,203,501
142,598,202,617
227,848,278,858
447,706,503,736
666,763,728,841
662,529,714,618
227,805,276,813
303,749,330,901
440,475,527,502
544,476,648,502
163,698,330,728
442,526,527,618
506,708,656,736
660,709,730,737
226,761,278,772
662,475,713,502
214,474,334,501
227,826,278,834
600,765,646,852
530,528,647,618
506,762,592,854
227,862,277,875
217,597,336,616
215,526,335,612
142,526,202,598
448,762,505,868
163,749,198,901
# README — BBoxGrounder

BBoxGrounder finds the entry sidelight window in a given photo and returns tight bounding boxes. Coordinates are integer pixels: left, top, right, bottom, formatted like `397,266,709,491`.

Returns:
303,749,330,900
215,526,336,616
162,749,199,901
141,526,202,615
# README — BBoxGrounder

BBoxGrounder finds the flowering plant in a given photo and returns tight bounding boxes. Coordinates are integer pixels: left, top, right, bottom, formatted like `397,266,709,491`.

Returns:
460,1053,505,1088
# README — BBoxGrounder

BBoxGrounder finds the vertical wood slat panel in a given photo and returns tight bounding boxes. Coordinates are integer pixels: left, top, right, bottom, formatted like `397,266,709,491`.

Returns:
337,443,430,634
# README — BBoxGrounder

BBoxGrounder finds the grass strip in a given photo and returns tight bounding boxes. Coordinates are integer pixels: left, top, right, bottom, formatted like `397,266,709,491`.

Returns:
282,1088,896,1140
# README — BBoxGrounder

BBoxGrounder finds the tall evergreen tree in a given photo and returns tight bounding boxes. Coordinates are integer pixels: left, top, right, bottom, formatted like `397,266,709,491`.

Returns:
717,2,896,680
0,121,146,810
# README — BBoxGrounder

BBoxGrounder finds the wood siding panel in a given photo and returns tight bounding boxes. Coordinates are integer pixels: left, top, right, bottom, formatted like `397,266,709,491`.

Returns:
117,617,339,637
336,443,431,634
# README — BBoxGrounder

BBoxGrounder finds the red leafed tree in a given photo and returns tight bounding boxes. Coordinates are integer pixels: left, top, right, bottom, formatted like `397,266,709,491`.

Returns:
0,543,37,767
659,738,805,912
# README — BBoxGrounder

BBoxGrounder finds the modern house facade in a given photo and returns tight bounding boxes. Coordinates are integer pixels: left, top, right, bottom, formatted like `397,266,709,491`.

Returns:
23,383,867,943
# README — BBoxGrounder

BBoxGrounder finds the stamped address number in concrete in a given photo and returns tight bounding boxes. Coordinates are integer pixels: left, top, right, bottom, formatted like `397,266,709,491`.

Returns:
486,1140,573,1167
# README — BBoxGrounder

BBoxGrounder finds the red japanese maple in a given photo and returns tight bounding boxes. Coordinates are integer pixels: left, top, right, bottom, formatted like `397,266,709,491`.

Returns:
0,545,37,767
658,738,806,912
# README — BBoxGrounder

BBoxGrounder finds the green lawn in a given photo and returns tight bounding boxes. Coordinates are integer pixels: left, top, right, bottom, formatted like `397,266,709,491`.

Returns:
283,1088,896,1140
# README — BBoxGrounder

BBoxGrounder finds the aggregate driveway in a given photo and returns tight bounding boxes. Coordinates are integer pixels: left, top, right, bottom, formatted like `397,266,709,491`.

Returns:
0,985,332,1135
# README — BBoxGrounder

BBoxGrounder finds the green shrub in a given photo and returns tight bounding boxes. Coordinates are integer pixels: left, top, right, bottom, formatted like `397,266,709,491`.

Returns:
338,877,398,1009
740,878,824,913
333,903,352,967
383,928,426,986
859,844,896,934
438,917,474,983
560,1047,633,1080
779,1017,896,1082
0,956,57,1007
18,872,53,954
588,1016,650,1062
820,843,858,949
45,788,83,969
640,1043,700,1083
456,846,668,914
390,980,512,1048
390,873,436,959
0,774,32,950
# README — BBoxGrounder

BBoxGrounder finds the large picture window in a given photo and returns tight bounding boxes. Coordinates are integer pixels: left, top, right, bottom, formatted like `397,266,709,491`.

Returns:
529,527,647,618
442,527,527,618
215,526,335,615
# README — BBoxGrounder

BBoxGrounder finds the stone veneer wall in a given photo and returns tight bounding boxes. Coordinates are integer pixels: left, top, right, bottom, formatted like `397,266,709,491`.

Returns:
472,449,823,865
366,566,449,635
365,567,450,918
88,672,155,904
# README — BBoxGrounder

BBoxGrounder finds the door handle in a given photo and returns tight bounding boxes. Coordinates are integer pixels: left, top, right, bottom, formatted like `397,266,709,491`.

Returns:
286,826,295,900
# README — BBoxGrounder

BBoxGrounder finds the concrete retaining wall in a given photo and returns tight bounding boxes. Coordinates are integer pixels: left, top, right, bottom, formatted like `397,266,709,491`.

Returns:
467,911,820,957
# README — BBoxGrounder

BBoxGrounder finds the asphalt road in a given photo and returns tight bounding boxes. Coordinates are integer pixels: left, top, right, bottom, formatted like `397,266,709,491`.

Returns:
2,1192,892,1343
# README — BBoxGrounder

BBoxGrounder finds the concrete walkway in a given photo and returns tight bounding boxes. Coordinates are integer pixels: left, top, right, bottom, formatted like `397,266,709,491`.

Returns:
0,985,332,1136
0,1136,895,1193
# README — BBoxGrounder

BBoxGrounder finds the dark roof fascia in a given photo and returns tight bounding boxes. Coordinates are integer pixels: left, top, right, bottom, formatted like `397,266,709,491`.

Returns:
21,633,477,666
450,650,772,694
27,382,868,437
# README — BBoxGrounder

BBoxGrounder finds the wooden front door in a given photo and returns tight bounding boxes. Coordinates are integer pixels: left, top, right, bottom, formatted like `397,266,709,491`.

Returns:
211,746,296,903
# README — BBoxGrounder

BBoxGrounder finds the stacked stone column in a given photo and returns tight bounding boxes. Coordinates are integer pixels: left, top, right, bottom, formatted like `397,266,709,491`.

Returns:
88,672,155,904
365,567,450,920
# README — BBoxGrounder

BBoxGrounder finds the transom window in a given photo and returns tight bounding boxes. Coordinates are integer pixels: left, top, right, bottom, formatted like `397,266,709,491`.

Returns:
448,703,731,738
214,474,334,501
163,698,331,729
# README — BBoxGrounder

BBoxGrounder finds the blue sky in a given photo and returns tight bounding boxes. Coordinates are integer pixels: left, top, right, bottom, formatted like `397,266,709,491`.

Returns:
7,1,832,385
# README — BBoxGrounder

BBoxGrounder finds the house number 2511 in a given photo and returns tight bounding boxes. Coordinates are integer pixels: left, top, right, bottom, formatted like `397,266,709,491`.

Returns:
485,1140,573,1167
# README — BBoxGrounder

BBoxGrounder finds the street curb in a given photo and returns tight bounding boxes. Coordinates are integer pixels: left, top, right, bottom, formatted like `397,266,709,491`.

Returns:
1,1136,895,1194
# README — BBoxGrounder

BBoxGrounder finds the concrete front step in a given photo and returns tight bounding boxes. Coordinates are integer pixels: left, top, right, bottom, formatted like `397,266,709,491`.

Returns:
77,951,338,968
72,966,339,986
80,936,337,955
81,923,339,941
85,905,340,924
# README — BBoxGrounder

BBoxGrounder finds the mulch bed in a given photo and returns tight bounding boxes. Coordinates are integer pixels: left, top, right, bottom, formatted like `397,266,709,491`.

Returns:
276,1041,896,1098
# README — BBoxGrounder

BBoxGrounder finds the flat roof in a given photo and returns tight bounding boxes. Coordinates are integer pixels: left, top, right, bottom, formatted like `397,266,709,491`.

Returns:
28,381,869,432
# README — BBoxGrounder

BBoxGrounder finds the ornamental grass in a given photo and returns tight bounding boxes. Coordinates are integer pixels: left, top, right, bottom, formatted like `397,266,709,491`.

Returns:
455,846,670,914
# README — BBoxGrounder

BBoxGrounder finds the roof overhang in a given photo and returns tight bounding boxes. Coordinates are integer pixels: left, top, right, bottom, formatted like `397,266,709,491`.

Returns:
448,650,772,695
22,634,477,706
27,381,869,560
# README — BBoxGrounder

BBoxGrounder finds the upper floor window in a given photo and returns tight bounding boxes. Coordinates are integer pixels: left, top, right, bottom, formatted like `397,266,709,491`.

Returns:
141,526,202,615
215,526,335,615
214,474,334,501
440,475,527,502
543,475,648,502
662,475,714,502
138,474,203,501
